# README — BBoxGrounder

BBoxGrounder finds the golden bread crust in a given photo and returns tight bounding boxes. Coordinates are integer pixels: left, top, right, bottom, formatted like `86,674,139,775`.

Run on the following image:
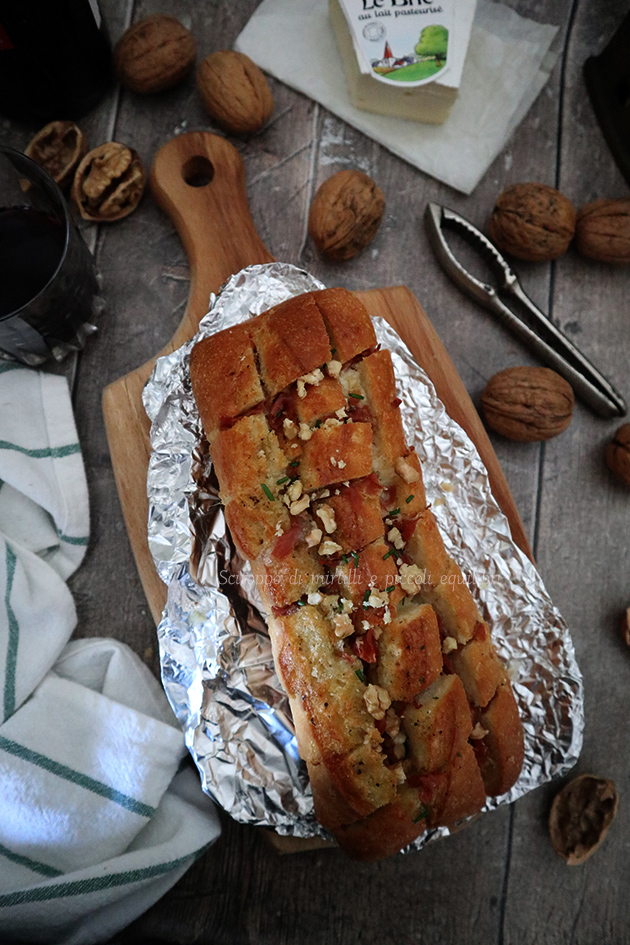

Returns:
190,287,524,860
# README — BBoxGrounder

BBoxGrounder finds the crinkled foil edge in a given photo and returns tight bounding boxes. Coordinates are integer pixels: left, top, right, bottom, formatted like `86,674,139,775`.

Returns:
144,263,583,846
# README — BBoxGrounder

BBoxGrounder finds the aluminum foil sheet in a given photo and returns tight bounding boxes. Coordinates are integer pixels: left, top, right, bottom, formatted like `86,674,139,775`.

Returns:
144,262,583,846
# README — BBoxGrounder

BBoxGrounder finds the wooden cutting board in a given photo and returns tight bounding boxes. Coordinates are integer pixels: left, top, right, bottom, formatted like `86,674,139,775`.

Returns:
102,131,533,626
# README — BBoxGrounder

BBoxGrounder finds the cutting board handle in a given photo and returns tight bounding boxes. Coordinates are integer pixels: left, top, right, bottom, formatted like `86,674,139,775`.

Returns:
149,131,274,354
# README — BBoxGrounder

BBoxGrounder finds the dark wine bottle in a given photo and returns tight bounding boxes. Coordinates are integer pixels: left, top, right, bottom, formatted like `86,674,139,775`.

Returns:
0,0,112,124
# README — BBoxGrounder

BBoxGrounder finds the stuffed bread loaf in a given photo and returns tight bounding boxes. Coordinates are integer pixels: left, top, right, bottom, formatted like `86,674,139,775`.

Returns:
189,287,524,860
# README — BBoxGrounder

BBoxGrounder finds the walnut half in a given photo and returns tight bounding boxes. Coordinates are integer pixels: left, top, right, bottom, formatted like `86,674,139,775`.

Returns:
71,143,146,223
25,120,87,192
549,774,618,865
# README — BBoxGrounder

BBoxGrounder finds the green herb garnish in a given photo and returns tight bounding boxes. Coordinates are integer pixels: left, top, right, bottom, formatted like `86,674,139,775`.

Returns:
331,348,336,356
276,476,289,485
382,550,395,561
386,585,395,593
289,460,300,468
389,508,400,516
315,419,321,428
341,554,349,565
348,392,364,400
261,483,274,501
351,551,360,567
363,589,371,603
413,804,429,824
406,494,414,504
355,668,366,684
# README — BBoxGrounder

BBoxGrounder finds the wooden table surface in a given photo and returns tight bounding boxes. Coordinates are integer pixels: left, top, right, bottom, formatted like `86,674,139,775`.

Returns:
4,1,630,942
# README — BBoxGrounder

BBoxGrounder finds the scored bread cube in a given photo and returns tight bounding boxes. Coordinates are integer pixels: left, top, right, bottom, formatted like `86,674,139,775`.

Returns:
295,376,346,424
402,674,472,774
252,293,331,397
404,508,451,584
421,558,480,644
312,287,377,363
211,414,286,500
261,542,321,608
189,324,264,439
375,601,442,702
436,743,487,827
300,422,373,490
473,679,524,796
323,477,384,553
356,351,406,469
225,495,290,561
448,621,504,707
270,606,398,816
336,538,399,606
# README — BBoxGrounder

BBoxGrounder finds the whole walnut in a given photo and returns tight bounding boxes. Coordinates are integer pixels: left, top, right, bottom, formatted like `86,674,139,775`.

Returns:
606,423,630,486
480,367,574,442
25,120,87,191
115,15,196,94
197,51,273,136
575,199,630,263
488,183,576,261
308,170,385,261
72,143,145,222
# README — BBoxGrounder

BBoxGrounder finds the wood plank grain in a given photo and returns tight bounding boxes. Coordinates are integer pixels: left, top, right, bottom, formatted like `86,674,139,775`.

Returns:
502,2,630,943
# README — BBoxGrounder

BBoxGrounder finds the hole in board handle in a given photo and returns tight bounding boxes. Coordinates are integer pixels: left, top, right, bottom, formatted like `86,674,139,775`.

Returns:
182,155,214,188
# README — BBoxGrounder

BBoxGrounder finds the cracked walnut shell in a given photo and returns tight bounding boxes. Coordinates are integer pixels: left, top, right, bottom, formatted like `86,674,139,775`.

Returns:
488,182,576,261
308,170,385,261
71,143,145,222
575,199,630,263
549,774,618,865
480,367,574,442
25,120,87,192
197,50,273,136
115,15,196,94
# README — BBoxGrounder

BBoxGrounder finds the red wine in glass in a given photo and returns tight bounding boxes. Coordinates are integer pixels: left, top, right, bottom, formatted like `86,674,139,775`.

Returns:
0,146,101,365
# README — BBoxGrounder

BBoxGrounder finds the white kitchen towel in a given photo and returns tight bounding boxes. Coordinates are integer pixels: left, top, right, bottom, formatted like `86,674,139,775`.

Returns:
236,0,559,194
0,365,220,944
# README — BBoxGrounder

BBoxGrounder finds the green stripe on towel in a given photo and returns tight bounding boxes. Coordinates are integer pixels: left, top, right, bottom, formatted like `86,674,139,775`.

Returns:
3,546,18,721
57,532,89,547
0,844,212,907
0,735,156,819
0,842,63,878
0,441,80,459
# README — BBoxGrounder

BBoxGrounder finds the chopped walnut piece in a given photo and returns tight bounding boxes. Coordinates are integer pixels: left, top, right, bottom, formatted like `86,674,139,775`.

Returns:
274,522,284,537
305,527,322,548
319,539,343,556
333,613,354,638
299,422,313,441
335,407,347,420
283,418,298,439
301,368,324,386
340,598,354,614
364,684,391,720
470,722,488,739
398,563,426,596
297,380,307,399
287,480,302,502
323,417,342,430
384,707,400,739
387,526,405,550
320,594,340,614
327,359,342,378
337,459,346,469
290,495,310,515
316,504,337,534
442,636,457,654
395,455,421,484
308,592,323,605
